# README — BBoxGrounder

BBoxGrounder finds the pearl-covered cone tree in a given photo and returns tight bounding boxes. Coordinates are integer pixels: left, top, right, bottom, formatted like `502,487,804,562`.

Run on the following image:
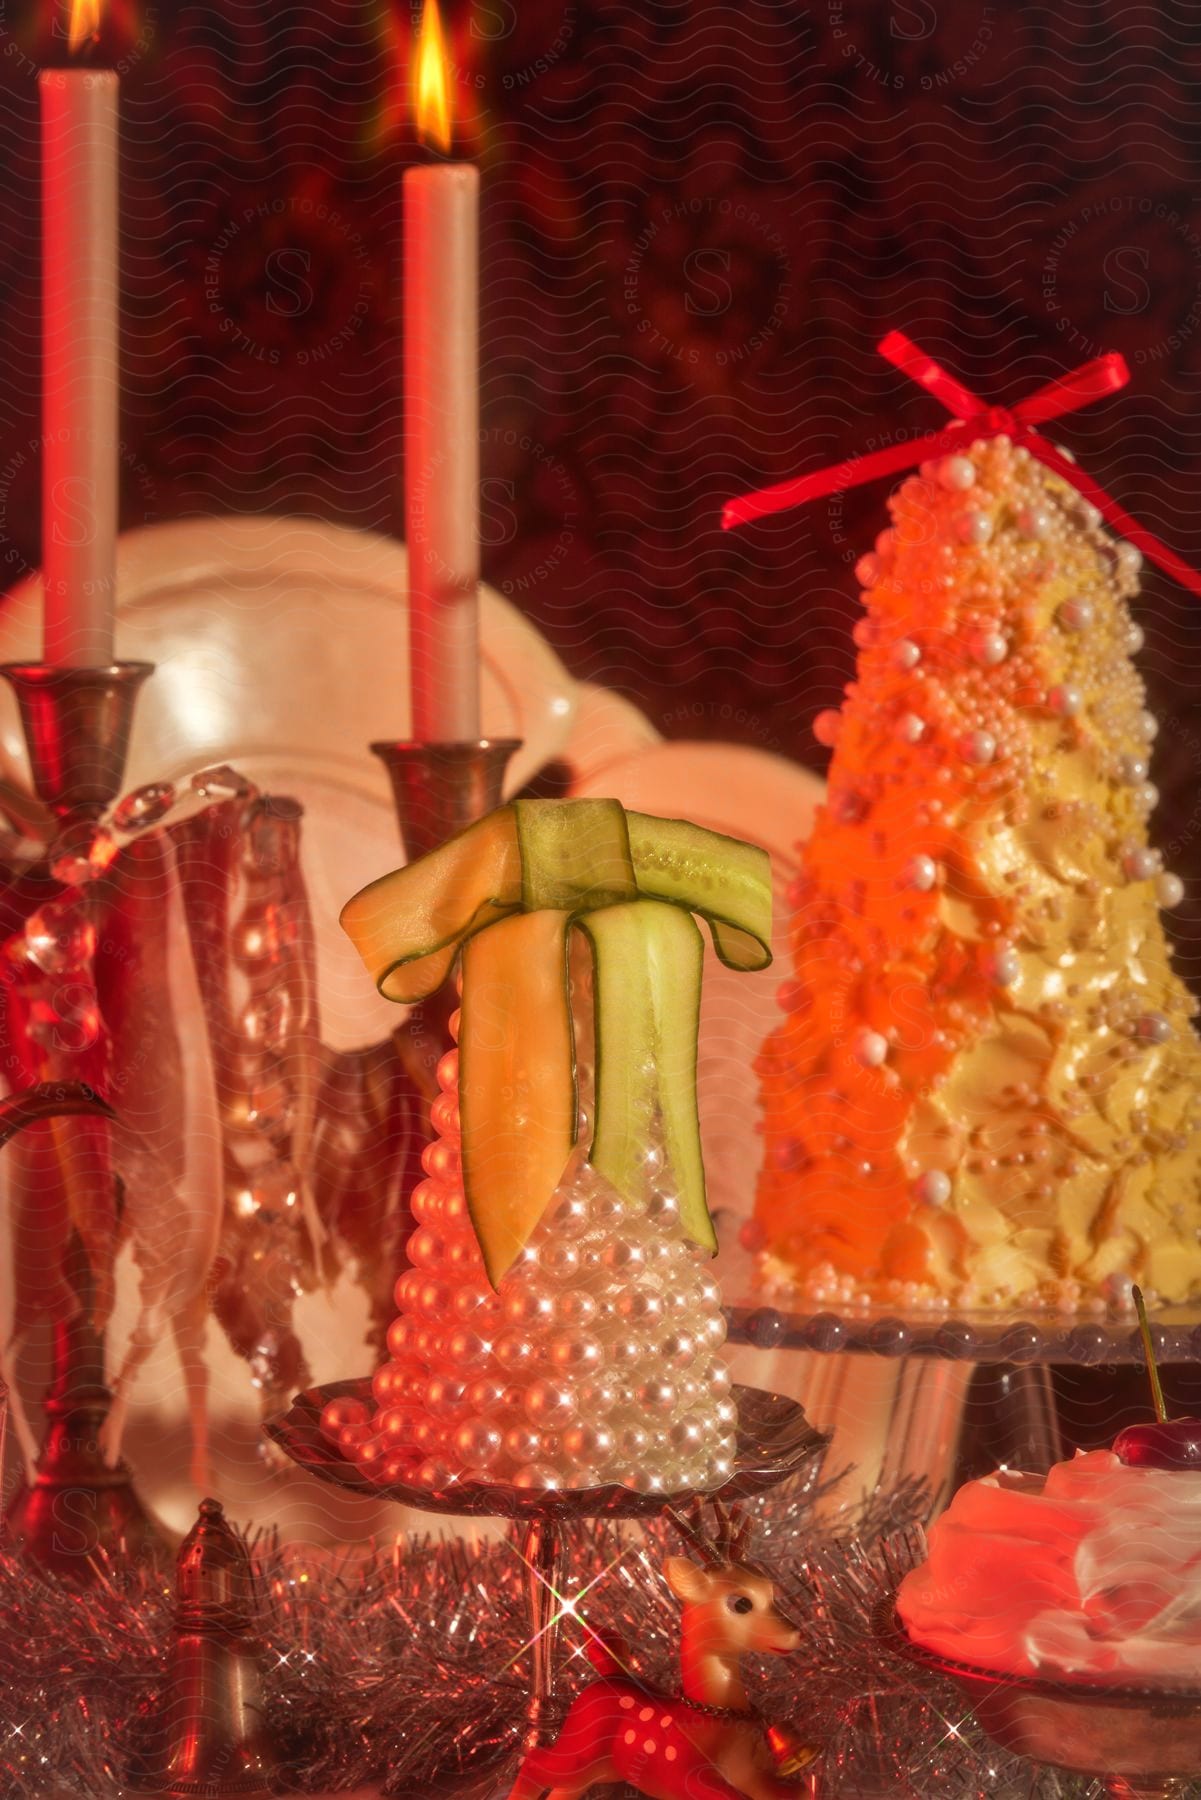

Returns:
329,797,772,1492
756,436,1201,1310
326,998,736,1493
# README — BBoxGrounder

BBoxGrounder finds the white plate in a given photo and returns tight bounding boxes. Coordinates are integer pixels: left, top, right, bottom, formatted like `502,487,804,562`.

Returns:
572,740,824,1224
0,517,582,1050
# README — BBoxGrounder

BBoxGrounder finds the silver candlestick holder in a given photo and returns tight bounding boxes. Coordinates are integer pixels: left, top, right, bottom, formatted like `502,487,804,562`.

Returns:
0,658,166,1578
369,736,524,1100
1,660,155,819
370,735,523,862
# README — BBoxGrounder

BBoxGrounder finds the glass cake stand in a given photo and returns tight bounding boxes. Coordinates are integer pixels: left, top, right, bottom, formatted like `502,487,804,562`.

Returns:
721,1239,1201,1518
877,1599,1201,1797
266,1377,828,1796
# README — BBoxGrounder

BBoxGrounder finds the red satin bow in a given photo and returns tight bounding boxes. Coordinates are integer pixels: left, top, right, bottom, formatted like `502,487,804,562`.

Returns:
722,330,1201,598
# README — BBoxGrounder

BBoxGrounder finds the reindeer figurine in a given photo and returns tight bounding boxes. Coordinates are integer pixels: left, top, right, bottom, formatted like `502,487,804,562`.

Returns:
504,1499,819,1800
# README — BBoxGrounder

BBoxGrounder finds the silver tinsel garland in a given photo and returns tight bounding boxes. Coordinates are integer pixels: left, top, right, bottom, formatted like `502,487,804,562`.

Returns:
1,1476,1191,1799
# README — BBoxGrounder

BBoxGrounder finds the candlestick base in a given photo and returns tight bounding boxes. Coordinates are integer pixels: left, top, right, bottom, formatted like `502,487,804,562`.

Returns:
370,736,523,862
0,660,154,818
4,1226,170,1581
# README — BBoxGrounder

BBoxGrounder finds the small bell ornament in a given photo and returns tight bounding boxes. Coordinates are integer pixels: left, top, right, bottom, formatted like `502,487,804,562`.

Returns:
143,1497,282,1797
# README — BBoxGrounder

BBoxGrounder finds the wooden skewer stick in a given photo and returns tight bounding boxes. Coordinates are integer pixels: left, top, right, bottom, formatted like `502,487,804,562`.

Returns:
1132,1284,1168,1423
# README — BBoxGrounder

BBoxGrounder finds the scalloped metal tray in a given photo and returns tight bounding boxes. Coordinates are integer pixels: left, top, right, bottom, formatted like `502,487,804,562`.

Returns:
265,1377,829,1521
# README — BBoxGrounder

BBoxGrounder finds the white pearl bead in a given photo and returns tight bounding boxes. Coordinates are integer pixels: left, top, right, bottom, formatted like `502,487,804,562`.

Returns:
1118,754,1148,784
514,1462,562,1490
937,454,976,491
961,729,997,765
644,1189,681,1230
659,1330,697,1367
955,511,992,546
1157,872,1185,908
915,1170,952,1207
896,712,925,744
1049,685,1082,718
453,1419,504,1469
855,1028,889,1068
893,638,921,670
907,854,937,892
973,631,1008,667
1135,1012,1172,1044
993,949,1021,986
1018,506,1052,538
1126,621,1145,654
562,1422,615,1462
523,1379,577,1426
1138,710,1159,741
577,1377,619,1416
538,1240,582,1281
1117,542,1144,576
1077,500,1102,529
1137,783,1159,812
812,709,842,748
1057,597,1094,631
549,1333,602,1374
636,1376,678,1413
1123,847,1158,882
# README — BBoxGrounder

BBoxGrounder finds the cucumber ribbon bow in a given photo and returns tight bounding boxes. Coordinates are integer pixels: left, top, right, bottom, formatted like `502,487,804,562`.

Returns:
340,798,772,1286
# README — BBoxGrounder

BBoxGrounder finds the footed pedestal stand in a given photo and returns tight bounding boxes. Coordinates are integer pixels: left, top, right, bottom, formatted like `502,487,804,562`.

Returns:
727,1282,1201,1520
880,1600,1201,1798
267,1377,826,1795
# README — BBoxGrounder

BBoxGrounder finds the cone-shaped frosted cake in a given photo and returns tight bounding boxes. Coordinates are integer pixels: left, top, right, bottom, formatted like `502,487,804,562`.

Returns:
327,798,771,1491
757,437,1201,1310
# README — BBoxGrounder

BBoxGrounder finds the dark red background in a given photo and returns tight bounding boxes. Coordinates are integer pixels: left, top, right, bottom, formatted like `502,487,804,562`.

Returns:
3,0,1201,971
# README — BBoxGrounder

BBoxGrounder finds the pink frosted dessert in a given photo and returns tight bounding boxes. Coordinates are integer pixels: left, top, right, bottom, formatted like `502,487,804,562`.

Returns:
898,1449,1201,1688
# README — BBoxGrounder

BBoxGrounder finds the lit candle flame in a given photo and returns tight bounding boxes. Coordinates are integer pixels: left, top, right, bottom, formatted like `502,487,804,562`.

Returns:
414,0,453,154
67,0,103,54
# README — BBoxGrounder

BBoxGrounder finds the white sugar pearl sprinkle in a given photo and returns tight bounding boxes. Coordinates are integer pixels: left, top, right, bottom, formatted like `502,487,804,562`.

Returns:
855,1029,889,1068
1124,847,1158,882
955,511,992,547
1057,598,1094,631
973,631,1008,667
896,712,926,744
937,455,976,491
893,638,921,670
960,729,997,765
1135,1012,1172,1044
993,949,1021,986
1157,872,1185,908
1049,686,1082,718
915,1170,952,1207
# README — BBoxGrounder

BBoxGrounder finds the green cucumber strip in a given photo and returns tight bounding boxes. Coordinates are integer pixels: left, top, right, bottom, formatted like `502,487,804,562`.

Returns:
625,810,772,972
582,899,714,1255
514,798,637,913
340,806,522,1003
459,909,577,1288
